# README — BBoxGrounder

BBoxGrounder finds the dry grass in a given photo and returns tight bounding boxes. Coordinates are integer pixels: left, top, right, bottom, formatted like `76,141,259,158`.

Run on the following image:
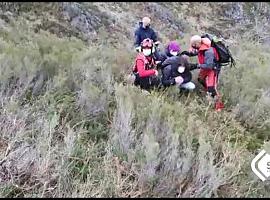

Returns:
0,2,270,198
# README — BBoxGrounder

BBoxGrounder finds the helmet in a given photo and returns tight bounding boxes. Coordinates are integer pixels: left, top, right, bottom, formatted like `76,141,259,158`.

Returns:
168,41,181,52
141,38,155,56
141,38,154,49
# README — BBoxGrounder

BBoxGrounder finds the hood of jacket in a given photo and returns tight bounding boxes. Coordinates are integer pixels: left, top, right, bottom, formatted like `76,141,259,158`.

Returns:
199,37,212,51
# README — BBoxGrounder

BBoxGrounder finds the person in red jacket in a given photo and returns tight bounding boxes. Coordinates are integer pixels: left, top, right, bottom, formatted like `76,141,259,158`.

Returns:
189,35,224,111
133,38,160,91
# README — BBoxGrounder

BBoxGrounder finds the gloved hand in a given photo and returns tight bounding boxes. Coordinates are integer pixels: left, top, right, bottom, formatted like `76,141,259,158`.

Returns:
135,46,141,52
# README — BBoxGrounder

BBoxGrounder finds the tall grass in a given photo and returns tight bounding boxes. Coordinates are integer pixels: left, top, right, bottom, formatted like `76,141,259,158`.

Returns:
0,4,269,198
220,37,270,149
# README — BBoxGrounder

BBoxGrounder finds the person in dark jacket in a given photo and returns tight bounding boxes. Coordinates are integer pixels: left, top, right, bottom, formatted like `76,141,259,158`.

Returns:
159,41,181,64
134,17,161,61
161,54,199,91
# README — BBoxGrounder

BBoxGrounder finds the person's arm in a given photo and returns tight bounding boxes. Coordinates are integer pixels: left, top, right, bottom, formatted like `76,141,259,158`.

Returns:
134,29,141,47
158,52,167,64
199,49,215,69
162,65,176,86
181,50,198,57
151,29,158,43
137,59,156,78
187,63,199,71
161,58,172,68
162,56,180,68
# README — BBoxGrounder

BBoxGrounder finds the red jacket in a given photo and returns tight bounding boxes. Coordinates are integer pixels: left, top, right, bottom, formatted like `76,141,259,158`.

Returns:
133,53,156,78
197,38,219,66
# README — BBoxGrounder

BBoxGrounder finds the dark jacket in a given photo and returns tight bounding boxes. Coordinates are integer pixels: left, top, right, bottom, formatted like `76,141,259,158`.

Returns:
160,48,195,65
181,50,198,57
134,22,158,47
161,55,198,86
159,47,172,64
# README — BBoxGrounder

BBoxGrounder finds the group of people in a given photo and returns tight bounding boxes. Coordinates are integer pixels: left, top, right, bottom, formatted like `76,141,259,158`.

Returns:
131,16,225,111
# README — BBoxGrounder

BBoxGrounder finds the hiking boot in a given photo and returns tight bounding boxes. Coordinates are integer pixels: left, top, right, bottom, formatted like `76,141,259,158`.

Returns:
215,99,225,111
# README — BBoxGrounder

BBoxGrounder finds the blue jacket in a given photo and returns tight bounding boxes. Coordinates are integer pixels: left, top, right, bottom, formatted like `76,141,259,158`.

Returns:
134,22,158,47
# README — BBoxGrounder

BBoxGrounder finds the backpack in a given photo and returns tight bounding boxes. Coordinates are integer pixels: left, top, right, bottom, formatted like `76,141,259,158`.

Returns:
201,33,236,68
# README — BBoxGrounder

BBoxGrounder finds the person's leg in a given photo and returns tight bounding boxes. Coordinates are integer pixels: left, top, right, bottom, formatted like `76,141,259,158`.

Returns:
180,82,196,91
134,73,140,86
139,77,151,91
150,75,161,90
198,69,208,89
138,76,161,92
205,69,217,98
179,72,195,91
205,69,224,110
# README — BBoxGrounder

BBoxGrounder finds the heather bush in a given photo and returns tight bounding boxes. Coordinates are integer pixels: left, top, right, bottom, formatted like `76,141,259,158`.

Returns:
0,2,270,198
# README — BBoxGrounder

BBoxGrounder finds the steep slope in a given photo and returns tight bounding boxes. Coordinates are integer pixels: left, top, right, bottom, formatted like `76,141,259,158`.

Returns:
0,2,270,198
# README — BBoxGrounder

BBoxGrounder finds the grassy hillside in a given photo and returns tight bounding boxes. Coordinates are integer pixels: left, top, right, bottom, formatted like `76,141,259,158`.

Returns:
0,2,269,197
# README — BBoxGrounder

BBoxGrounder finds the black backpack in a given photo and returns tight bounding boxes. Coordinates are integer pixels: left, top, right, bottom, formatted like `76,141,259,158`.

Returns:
201,33,236,68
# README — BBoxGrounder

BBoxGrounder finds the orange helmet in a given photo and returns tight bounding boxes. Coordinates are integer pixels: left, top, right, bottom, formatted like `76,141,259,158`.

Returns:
141,38,154,49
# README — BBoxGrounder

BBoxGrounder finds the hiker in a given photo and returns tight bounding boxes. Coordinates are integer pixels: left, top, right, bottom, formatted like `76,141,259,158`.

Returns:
189,35,224,110
161,53,199,91
134,16,161,61
132,38,160,91
159,41,181,64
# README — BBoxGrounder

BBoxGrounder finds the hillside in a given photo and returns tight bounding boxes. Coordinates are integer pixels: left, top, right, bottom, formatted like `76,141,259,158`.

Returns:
0,2,270,197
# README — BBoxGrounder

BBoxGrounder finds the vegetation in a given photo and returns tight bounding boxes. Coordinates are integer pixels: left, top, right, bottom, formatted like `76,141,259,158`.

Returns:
0,2,269,198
